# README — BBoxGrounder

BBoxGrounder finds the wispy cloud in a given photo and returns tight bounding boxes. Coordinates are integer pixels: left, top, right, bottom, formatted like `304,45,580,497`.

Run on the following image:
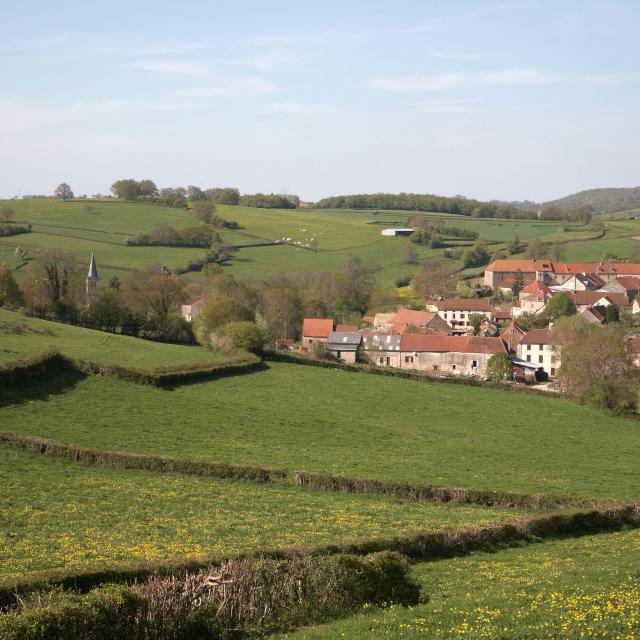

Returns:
132,60,208,75
0,98,194,134
260,102,334,115
372,68,552,91
182,76,278,98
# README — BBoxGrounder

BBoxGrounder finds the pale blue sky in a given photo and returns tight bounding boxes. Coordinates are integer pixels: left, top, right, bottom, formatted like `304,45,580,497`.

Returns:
1,1,638,202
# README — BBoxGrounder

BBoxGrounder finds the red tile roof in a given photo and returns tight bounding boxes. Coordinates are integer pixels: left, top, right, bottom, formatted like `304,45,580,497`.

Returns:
521,280,552,295
336,324,359,332
434,297,492,312
494,310,513,319
389,308,438,327
499,278,533,290
568,291,630,307
487,259,640,276
400,334,506,354
302,318,334,338
519,328,555,345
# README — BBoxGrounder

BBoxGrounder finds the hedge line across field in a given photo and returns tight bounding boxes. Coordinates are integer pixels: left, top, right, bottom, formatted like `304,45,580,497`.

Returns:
293,470,593,511
0,432,287,483
0,349,262,388
1,503,639,610
1,432,587,514
0,552,419,640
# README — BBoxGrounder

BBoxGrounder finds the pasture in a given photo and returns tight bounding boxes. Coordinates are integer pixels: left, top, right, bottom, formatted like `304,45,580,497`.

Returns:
3,359,640,499
0,198,628,287
0,446,515,581
0,308,225,367
277,528,640,639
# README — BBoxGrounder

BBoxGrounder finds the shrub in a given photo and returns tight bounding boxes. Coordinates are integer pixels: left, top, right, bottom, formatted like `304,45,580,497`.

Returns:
218,321,264,353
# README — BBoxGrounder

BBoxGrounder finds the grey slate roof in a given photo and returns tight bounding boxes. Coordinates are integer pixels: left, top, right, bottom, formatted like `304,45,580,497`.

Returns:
325,331,362,351
87,252,99,280
361,332,401,351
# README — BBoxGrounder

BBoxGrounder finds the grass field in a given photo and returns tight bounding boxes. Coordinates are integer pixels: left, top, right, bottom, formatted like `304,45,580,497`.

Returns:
0,198,624,287
0,308,227,367
0,445,519,582
3,361,640,499
277,529,640,639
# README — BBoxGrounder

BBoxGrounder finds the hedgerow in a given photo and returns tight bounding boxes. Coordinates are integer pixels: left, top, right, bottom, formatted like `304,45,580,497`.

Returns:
0,432,286,483
0,552,419,639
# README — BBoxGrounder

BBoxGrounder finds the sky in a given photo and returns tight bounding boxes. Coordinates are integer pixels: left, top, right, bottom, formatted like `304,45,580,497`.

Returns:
0,0,638,202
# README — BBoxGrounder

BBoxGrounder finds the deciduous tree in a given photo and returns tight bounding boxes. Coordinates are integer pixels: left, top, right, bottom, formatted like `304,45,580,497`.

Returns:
54,183,74,200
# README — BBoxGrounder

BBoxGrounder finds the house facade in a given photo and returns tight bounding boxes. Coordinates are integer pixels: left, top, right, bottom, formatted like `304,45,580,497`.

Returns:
398,334,506,375
324,331,362,363
517,328,561,377
361,332,402,367
433,298,493,334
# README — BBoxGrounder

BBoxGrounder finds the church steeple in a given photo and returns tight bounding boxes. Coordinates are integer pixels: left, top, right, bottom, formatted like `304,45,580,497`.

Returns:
85,252,100,306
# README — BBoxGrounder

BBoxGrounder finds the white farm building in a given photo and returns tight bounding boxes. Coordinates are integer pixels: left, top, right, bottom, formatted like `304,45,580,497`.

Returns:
381,228,415,237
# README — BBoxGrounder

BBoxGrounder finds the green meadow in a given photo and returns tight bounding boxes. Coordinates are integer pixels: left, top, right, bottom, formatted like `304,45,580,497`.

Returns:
277,528,640,639
0,308,228,367
0,446,516,581
4,359,640,499
1,198,628,287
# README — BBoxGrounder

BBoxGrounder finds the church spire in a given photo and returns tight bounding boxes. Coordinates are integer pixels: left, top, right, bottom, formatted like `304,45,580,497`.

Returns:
87,252,99,280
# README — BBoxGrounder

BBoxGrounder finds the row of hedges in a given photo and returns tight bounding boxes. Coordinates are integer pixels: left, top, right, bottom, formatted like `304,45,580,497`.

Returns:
264,350,563,400
293,470,592,511
2,503,639,610
0,432,287,483
69,354,262,386
0,350,73,389
0,349,262,388
0,552,419,639
1,431,585,512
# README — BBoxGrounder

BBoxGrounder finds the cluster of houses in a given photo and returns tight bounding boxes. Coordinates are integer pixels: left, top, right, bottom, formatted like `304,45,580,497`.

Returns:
297,259,640,381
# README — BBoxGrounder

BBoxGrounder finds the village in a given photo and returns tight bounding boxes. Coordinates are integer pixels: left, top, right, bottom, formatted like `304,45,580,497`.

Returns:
218,258,640,384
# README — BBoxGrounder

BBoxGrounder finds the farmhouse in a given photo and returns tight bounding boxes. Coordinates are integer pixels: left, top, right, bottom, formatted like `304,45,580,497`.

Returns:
484,259,640,289
324,331,362,363
433,298,493,334
500,321,526,354
301,318,335,349
361,332,401,367
567,291,630,312
397,334,506,375
517,328,560,377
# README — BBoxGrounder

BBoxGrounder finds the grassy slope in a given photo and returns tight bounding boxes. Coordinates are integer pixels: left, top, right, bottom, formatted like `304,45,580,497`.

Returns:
0,308,230,367
3,362,640,499
0,446,516,581
278,528,640,639
0,199,612,288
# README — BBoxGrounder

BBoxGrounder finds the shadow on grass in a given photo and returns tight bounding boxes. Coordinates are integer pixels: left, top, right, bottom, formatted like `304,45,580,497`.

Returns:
0,367,88,408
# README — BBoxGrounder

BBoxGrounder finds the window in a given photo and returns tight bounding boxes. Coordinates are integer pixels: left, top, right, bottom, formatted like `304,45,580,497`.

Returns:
379,357,384,364
551,367,556,376
538,344,543,349
444,312,448,319
386,357,390,366
452,364,456,371
309,339,313,344
433,365,439,371
551,356,556,364
538,355,543,364
472,360,478,368
527,344,531,350
526,355,531,362
405,356,414,364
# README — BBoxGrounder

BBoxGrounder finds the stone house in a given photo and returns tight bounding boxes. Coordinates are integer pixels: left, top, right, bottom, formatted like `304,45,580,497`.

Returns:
301,318,335,349
361,332,402,367
517,328,560,377
324,331,362,363
180,298,204,322
398,334,506,376
387,308,452,334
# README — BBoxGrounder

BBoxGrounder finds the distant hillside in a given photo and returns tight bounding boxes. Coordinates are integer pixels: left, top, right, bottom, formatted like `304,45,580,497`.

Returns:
545,186,640,213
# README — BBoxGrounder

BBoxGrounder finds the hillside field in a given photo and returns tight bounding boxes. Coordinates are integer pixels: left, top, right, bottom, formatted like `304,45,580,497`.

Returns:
0,308,237,367
3,357,640,499
277,528,640,639
2,198,635,287
0,447,515,581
